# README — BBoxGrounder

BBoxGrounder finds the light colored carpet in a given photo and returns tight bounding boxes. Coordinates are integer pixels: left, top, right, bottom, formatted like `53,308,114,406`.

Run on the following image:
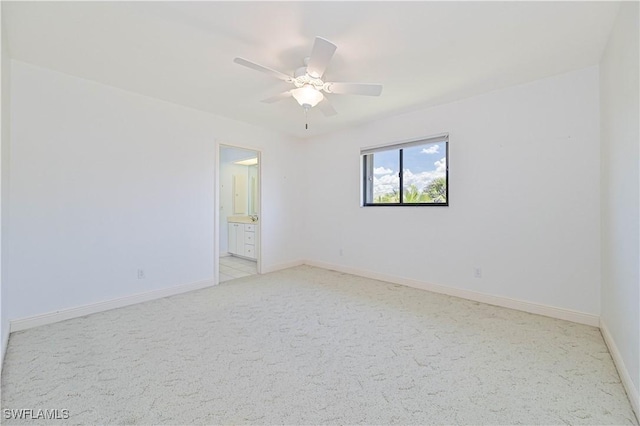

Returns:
1,265,636,425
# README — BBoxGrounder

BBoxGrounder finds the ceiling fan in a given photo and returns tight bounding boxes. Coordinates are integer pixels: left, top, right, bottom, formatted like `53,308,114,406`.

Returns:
233,37,383,123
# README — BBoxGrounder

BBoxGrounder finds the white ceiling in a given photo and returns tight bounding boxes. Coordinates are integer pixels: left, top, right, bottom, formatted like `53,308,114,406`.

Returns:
3,1,620,139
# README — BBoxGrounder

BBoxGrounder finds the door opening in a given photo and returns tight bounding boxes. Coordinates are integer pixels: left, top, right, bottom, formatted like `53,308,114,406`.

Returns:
217,145,261,283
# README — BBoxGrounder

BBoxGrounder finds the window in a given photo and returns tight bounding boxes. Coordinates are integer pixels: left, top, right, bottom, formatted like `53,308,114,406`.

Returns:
362,134,448,206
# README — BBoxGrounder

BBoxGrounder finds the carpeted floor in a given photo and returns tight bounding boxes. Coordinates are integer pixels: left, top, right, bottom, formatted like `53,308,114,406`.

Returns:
1,266,637,425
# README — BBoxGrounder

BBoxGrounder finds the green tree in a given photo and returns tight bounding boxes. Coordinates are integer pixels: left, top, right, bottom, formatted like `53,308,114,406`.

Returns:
424,177,447,203
375,189,399,203
404,184,431,203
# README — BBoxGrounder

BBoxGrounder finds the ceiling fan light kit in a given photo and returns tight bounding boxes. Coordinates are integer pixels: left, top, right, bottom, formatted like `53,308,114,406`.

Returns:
291,85,324,108
233,36,383,129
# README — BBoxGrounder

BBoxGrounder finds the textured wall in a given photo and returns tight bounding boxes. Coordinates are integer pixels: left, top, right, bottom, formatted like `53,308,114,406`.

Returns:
8,61,303,320
304,67,601,315
600,1,640,402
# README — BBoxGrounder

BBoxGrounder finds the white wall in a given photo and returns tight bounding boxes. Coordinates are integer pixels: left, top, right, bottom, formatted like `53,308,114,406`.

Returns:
8,60,303,320
600,1,640,411
304,66,601,316
1,7,12,363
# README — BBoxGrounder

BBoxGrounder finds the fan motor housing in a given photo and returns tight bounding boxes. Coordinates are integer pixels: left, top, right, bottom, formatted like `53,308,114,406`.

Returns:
294,66,308,78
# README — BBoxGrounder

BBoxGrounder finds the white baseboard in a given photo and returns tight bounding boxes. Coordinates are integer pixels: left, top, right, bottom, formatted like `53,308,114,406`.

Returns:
600,320,640,420
261,259,305,274
1,320,9,371
8,260,299,333
304,260,600,327
6,259,599,338
7,260,634,418
10,278,215,333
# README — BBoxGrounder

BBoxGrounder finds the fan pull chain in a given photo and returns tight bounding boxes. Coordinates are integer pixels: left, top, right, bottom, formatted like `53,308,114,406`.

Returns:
304,105,309,130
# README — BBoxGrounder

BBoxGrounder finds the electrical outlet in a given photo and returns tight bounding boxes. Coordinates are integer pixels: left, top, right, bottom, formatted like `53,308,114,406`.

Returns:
137,269,145,279
474,267,482,278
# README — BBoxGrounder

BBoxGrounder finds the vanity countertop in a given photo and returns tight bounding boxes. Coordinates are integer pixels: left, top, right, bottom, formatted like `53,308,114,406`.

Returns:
228,216,258,224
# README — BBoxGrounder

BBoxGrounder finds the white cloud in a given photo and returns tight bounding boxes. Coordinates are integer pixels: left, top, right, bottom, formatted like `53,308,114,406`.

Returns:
373,173,399,197
402,169,445,191
421,145,440,155
374,167,445,197
372,157,447,198
374,166,394,175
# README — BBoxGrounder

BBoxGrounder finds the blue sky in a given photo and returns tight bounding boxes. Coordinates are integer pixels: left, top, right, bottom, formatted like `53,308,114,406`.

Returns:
372,141,446,196
373,141,445,174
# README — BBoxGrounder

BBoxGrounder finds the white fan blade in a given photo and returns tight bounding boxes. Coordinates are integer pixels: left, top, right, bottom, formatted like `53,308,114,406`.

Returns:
317,98,337,117
325,82,383,96
306,37,337,78
233,57,292,82
261,91,292,103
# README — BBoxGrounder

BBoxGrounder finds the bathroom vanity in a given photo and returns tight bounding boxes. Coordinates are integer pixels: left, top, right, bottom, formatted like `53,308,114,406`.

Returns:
227,216,258,260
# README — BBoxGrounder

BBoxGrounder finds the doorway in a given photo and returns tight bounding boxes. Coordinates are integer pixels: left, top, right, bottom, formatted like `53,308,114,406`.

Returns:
217,145,261,283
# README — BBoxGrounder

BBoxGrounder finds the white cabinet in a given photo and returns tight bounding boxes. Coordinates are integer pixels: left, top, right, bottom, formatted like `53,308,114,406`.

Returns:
228,222,258,260
227,223,243,256
243,224,256,259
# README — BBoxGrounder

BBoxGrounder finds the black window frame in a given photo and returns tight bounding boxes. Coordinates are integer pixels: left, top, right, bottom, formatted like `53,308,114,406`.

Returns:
361,134,449,207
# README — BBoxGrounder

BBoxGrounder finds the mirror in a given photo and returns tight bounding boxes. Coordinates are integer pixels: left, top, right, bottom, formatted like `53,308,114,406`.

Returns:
232,174,248,214
221,146,259,219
